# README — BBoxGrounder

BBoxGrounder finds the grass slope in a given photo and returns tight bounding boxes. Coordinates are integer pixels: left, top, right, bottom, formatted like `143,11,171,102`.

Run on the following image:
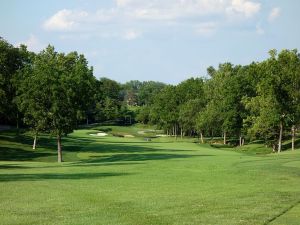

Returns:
0,127,300,225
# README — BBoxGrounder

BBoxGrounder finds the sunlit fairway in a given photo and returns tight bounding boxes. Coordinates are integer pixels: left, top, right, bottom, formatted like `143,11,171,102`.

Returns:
0,126,300,225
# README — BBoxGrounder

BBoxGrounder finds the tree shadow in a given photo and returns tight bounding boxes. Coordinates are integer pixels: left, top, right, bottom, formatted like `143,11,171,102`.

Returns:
0,172,130,182
0,164,30,169
0,130,213,164
79,142,188,154
282,139,300,151
0,146,55,161
0,130,58,148
83,153,212,164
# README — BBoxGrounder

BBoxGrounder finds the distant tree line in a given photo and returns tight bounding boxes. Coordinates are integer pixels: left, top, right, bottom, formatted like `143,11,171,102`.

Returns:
136,50,300,153
1,37,299,162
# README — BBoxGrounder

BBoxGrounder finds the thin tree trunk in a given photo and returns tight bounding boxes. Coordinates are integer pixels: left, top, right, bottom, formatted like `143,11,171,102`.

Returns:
180,127,183,139
57,135,63,163
291,125,295,151
86,116,89,125
242,138,245,146
272,144,276,153
200,132,204,144
33,134,37,150
239,136,242,147
223,131,226,145
16,112,19,129
278,120,283,153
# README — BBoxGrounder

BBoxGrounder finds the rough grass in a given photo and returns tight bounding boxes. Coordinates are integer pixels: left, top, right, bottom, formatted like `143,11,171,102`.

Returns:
0,127,300,225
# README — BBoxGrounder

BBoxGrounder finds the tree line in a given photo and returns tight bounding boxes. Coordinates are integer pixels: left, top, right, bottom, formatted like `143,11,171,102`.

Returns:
1,37,299,162
136,50,300,153
0,38,166,162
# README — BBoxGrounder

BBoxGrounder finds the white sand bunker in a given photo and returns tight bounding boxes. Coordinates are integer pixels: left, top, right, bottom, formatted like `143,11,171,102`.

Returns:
124,134,134,138
90,132,108,137
156,134,168,137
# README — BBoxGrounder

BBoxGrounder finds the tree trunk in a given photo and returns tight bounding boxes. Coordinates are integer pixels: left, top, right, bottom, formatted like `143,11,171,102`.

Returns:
86,116,89,125
239,136,242,147
223,132,226,145
33,134,37,150
180,127,183,139
272,144,276,153
200,132,204,144
278,120,283,153
57,135,63,163
291,125,295,151
16,112,19,129
242,138,245,146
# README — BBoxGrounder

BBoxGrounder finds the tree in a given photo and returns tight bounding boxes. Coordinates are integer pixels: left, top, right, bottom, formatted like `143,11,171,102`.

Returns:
0,38,30,126
179,98,206,138
136,105,150,124
149,85,179,136
138,81,166,105
94,78,122,122
17,46,95,162
276,49,300,151
243,49,300,152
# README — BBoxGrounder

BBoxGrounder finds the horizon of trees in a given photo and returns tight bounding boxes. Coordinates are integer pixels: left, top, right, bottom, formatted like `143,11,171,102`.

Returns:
1,37,299,162
137,50,300,153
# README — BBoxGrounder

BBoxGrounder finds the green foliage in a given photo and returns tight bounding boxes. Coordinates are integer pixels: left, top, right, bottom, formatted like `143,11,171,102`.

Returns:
122,80,166,106
0,38,31,125
1,36,300,153
15,45,96,161
243,49,300,149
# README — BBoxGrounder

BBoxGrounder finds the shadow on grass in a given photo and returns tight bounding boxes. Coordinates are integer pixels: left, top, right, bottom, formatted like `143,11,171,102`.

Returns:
0,164,30,169
82,142,189,154
84,153,212,163
0,130,211,164
282,139,300,151
0,146,55,161
0,172,130,182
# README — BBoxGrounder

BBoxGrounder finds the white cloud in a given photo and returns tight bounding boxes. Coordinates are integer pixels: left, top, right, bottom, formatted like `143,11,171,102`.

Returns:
123,30,141,40
117,0,224,20
268,7,280,22
44,0,261,29
116,0,261,20
43,9,119,32
195,22,218,37
117,0,260,20
44,9,78,31
226,0,261,19
42,0,262,39
17,34,45,52
116,0,135,7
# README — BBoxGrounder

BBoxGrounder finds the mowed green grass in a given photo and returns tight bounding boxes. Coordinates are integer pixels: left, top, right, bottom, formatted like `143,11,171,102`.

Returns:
0,127,300,225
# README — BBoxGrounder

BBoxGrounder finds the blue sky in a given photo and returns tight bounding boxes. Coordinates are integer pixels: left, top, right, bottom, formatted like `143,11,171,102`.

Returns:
1,0,299,84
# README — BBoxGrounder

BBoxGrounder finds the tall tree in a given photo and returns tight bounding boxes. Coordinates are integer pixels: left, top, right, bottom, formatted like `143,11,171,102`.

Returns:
17,46,95,162
0,38,30,126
